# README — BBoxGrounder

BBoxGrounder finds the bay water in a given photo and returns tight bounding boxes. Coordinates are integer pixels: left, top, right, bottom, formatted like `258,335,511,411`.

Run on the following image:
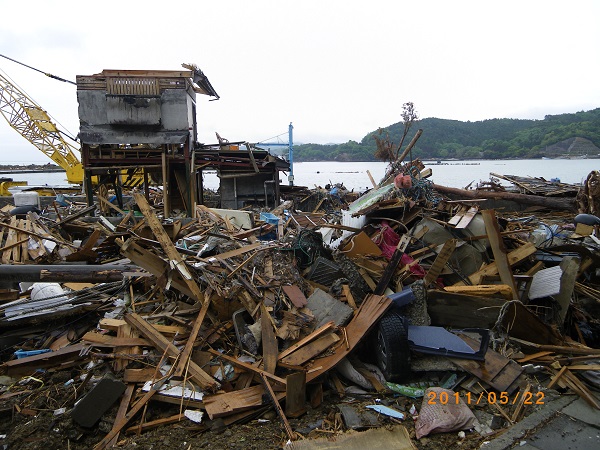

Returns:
5,159,598,193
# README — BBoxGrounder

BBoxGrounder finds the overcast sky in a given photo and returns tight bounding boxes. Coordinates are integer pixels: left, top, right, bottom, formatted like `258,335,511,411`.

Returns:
1,0,599,164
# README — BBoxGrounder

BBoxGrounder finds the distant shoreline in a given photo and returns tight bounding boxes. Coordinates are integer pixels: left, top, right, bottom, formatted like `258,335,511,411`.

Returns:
0,164,64,174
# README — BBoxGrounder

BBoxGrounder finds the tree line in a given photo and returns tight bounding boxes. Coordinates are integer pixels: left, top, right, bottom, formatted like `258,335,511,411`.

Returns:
293,108,600,161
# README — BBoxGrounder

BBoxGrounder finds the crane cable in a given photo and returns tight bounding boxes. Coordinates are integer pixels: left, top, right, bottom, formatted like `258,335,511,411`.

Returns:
0,53,76,85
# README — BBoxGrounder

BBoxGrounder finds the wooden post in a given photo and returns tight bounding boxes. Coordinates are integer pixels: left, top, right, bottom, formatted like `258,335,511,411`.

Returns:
482,210,519,299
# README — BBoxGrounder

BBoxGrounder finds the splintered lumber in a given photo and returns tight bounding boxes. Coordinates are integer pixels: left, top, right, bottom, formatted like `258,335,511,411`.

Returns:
203,384,285,419
207,348,286,387
124,313,219,391
306,294,391,382
551,367,600,409
341,284,357,309
511,383,531,423
433,183,578,211
278,321,336,361
455,206,479,229
119,238,196,300
172,296,212,380
482,210,519,299
453,242,536,286
133,192,204,304
280,333,340,366
124,368,157,383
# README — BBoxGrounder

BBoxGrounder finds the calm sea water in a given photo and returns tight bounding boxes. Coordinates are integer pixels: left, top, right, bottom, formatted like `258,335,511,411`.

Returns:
6,159,598,193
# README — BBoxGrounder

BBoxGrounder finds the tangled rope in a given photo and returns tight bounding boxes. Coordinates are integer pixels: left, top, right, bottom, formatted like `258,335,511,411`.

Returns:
400,168,441,205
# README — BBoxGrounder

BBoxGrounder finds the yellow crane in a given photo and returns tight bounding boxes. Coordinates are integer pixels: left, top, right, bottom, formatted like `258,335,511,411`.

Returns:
0,71,85,184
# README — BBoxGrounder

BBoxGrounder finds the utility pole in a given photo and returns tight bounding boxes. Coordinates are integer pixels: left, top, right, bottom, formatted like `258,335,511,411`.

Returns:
288,122,294,186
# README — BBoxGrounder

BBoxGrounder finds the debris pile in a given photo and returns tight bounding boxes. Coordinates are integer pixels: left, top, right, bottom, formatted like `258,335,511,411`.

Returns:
0,161,599,449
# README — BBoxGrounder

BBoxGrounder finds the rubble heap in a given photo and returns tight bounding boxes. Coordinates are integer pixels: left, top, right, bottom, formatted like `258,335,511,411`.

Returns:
0,161,599,450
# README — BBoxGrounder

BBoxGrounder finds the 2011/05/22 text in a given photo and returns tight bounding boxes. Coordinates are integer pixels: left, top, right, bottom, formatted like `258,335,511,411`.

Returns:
427,391,545,405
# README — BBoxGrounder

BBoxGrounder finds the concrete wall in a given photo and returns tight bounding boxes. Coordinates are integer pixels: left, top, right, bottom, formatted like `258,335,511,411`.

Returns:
77,87,195,144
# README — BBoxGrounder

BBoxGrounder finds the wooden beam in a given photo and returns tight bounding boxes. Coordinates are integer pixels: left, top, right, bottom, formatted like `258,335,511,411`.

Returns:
482,210,519,299
443,284,514,299
261,303,278,374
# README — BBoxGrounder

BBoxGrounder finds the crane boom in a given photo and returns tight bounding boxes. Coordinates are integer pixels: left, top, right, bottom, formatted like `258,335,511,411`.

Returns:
0,72,84,184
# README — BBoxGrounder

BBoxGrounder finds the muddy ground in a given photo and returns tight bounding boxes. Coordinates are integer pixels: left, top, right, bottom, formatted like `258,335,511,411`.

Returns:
0,367,554,450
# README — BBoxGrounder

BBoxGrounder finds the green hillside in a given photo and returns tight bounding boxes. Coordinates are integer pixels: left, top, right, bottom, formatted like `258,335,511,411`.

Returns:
293,108,600,161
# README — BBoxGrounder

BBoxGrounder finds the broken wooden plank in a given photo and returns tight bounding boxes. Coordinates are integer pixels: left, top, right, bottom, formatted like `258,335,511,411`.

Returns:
278,321,336,361
124,413,185,434
374,234,411,295
4,343,88,376
203,384,283,419
280,333,340,366
341,284,357,310
124,368,157,383
99,318,186,337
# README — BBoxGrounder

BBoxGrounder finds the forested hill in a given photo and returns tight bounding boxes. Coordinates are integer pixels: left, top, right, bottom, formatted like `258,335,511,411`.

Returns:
292,108,600,161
